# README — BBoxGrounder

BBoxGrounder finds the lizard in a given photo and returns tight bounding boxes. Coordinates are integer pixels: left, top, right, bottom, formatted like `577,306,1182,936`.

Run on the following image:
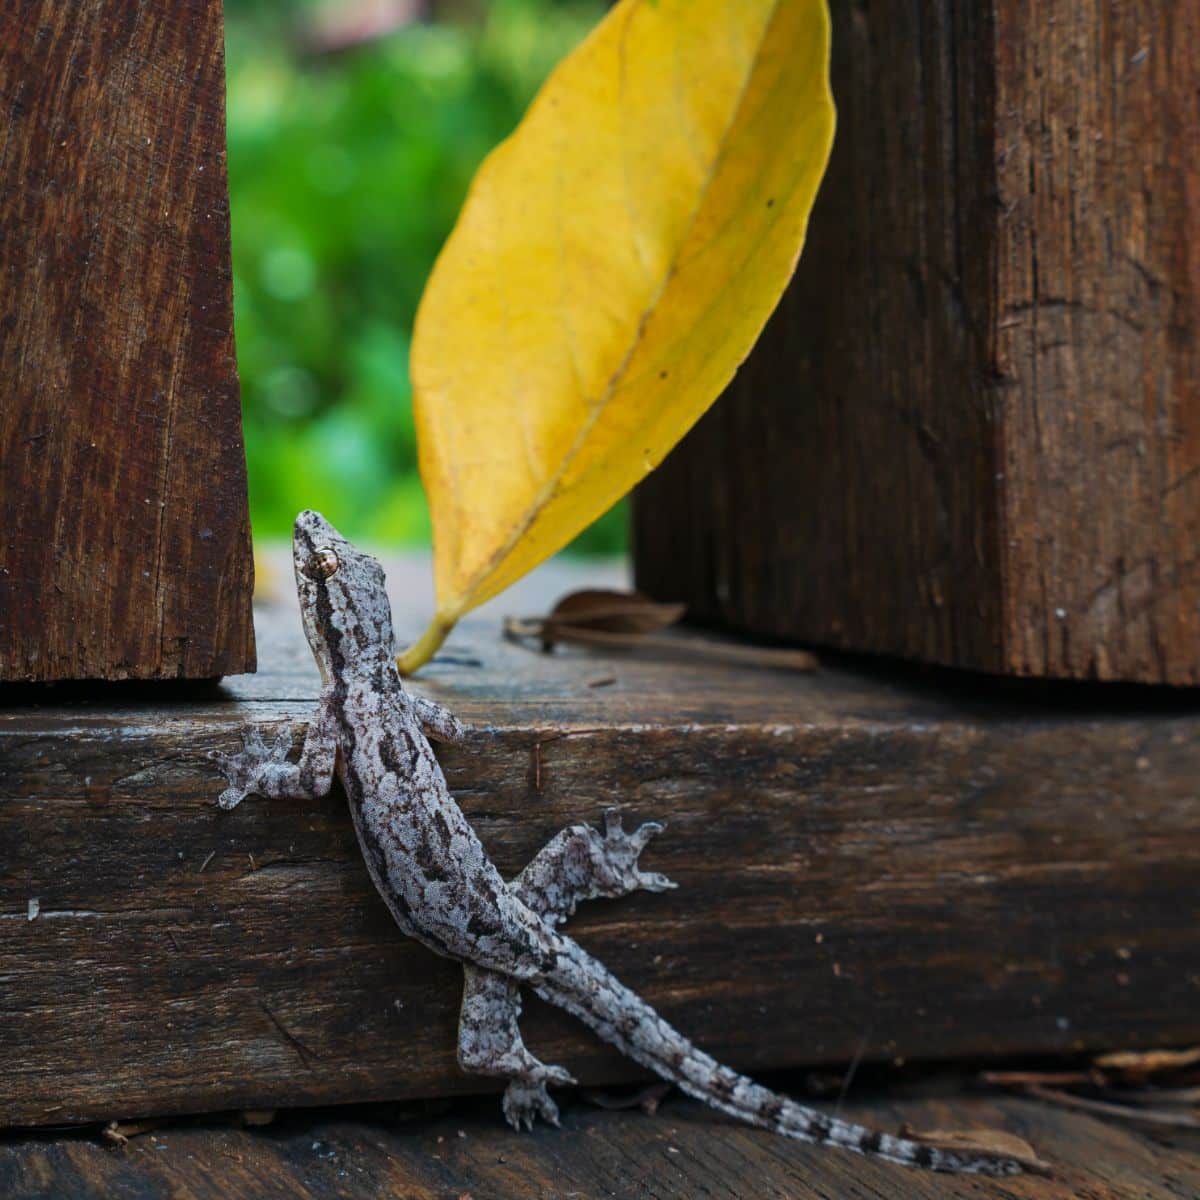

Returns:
210,509,1030,1178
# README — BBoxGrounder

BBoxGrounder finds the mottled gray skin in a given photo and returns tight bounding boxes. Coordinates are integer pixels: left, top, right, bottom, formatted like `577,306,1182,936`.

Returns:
211,511,1027,1177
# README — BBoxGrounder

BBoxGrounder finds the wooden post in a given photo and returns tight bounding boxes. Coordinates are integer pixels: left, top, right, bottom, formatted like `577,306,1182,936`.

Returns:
634,3,1200,685
0,0,255,682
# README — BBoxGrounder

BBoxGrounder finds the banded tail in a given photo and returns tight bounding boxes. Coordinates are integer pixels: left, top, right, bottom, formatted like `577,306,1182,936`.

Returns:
534,933,1027,1176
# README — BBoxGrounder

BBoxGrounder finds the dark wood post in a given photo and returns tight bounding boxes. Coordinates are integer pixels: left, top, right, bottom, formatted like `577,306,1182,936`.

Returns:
0,0,255,682
634,3,1200,684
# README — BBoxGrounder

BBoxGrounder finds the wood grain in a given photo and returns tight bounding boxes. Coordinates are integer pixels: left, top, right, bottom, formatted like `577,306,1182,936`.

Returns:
634,1,1200,685
0,0,255,682
2,1092,1198,1199
1,556,1198,1126
992,2,1200,682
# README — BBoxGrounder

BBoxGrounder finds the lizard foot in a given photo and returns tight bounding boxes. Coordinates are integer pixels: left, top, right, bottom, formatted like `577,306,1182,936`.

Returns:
502,1064,574,1131
595,808,678,895
209,726,293,810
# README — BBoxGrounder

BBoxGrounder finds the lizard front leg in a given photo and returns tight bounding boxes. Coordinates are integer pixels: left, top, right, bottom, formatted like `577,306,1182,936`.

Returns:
210,692,337,810
411,694,465,744
457,810,675,1128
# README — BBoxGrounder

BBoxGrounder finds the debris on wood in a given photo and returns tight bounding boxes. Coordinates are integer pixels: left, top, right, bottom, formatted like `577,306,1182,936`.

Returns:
580,1082,673,1115
984,1045,1200,1132
1093,1045,1200,1080
1022,1085,1200,1130
505,589,818,672
101,1118,165,1147
1113,1085,1200,1107
980,1069,1100,1088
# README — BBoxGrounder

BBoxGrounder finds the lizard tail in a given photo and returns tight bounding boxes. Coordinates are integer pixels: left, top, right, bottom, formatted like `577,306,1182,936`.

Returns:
532,933,1028,1177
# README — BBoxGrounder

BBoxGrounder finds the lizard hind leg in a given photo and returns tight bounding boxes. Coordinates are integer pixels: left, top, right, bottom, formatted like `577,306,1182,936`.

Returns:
458,966,575,1130
514,808,677,927
456,807,675,1131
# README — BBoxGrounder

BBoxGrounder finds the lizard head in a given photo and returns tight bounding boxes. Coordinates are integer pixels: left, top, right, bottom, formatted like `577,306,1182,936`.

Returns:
293,510,397,681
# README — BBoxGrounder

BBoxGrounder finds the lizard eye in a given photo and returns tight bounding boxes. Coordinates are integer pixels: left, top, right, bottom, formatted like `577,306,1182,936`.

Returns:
305,547,340,580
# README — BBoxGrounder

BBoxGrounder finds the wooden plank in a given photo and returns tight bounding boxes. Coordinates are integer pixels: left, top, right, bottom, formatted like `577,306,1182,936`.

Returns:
1,555,1199,1126
633,2,1200,685
0,0,255,682
1,1091,1198,1199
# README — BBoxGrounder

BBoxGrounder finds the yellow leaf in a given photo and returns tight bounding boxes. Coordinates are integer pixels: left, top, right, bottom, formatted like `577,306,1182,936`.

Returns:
401,0,835,673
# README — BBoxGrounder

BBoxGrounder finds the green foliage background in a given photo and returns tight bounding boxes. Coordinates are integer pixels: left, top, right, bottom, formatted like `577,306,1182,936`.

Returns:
226,0,625,552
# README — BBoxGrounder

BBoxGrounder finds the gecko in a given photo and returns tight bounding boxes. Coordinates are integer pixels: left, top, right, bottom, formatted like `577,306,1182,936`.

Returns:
211,510,1030,1177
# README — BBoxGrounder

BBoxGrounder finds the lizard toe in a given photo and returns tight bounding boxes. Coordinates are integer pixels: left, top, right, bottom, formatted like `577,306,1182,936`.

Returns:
218,785,247,811
208,749,233,772
638,871,678,893
537,1091,562,1128
630,820,666,852
602,807,625,838
503,1077,565,1132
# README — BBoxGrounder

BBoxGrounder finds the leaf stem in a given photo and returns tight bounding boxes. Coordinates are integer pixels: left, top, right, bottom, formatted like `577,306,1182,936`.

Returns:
396,610,458,676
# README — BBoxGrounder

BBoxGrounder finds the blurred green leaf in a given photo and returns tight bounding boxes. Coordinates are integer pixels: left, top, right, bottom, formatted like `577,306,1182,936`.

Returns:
227,0,622,553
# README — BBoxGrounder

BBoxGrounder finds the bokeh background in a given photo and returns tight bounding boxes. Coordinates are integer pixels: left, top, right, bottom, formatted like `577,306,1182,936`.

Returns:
225,0,625,553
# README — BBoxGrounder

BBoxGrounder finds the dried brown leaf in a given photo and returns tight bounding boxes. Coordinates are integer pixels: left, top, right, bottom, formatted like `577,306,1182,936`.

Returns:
545,589,687,640
504,589,819,673
900,1126,1052,1175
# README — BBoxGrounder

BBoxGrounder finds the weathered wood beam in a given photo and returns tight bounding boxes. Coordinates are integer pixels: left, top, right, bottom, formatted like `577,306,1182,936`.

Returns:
1,559,1198,1125
0,0,254,681
2,1093,1196,1198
